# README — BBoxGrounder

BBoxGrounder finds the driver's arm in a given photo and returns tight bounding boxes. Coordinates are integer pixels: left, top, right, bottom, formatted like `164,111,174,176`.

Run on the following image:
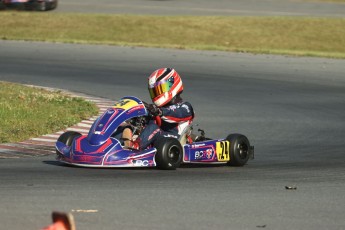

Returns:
160,102,194,123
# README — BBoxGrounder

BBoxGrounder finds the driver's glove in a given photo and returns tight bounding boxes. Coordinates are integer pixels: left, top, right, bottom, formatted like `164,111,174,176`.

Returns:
147,104,162,116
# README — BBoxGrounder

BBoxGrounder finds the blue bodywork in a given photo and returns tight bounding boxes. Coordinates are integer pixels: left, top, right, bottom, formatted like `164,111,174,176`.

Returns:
56,96,158,167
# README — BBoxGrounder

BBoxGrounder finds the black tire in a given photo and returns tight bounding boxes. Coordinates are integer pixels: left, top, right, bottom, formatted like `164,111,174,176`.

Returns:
36,2,46,11
57,131,82,147
50,2,57,10
0,2,5,10
226,134,251,167
154,137,183,170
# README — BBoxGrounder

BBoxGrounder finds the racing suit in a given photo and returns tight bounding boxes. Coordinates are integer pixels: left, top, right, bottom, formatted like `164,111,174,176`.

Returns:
137,101,194,149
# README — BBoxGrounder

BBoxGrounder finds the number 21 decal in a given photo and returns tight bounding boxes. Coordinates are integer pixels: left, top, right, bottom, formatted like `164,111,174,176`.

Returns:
216,141,230,162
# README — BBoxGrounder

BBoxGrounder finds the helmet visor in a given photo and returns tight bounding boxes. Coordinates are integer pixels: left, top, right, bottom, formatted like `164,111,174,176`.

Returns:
149,78,174,99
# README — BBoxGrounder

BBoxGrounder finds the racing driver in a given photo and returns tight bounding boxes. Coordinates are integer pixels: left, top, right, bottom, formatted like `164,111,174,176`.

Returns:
121,68,194,150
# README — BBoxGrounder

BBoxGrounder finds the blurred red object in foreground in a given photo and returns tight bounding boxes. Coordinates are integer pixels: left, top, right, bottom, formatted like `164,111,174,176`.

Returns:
42,212,75,230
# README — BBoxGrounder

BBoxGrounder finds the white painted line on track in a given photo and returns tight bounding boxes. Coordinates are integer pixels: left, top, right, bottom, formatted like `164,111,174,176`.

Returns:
30,138,56,142
66,128,90,133
42,134,60,138
76,123,92,128
81,120,94,124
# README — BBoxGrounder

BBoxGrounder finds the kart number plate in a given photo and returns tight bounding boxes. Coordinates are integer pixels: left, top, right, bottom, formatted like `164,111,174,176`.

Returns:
113,99,139,110
216,141,230,162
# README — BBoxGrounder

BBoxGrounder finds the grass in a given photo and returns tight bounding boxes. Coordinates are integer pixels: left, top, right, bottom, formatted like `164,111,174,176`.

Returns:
0,12,345,58
0,81,98,143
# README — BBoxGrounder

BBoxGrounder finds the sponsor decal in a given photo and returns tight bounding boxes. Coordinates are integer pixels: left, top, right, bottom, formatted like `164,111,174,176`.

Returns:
163,134,178,138
133,159,154,167
168,105,177,111
126,105,144,114
148,128,161,140
192,143,206,148
206,149,213,159
194,151,203,159
194,149,214,160
75,155,100,162
107,109,115,114
182,104,190,113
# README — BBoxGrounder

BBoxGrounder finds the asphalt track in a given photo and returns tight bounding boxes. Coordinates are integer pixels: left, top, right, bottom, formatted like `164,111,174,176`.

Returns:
1,40,345,229
54,0,345,17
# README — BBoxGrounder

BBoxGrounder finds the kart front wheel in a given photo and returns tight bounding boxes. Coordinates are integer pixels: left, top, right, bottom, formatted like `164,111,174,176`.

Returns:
226,134,252,166
57,131,82,147
154,137,183,170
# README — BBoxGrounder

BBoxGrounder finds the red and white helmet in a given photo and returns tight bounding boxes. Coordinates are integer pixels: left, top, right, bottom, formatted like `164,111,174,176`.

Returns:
148,68,184,107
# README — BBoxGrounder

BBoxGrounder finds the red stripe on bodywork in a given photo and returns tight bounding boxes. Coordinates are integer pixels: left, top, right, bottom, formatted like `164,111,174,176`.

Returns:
96,138,112,153
75,136,112,154
75,136,87,152
163,115,193,123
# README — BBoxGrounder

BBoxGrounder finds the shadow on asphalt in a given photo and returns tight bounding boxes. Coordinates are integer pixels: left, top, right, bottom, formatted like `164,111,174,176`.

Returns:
43,160,230,170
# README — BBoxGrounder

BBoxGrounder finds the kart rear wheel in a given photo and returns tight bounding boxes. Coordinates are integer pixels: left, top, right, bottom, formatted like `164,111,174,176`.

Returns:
154,137,183,170
57,131,82,147
226,134,251,166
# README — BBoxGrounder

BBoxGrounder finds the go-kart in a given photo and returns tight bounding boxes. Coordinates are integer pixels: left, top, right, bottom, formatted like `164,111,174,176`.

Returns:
55,96,254,169
0,0,58,11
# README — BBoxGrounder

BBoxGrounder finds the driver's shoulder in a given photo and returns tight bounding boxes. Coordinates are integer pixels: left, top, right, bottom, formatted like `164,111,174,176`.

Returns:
180,101,193,110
